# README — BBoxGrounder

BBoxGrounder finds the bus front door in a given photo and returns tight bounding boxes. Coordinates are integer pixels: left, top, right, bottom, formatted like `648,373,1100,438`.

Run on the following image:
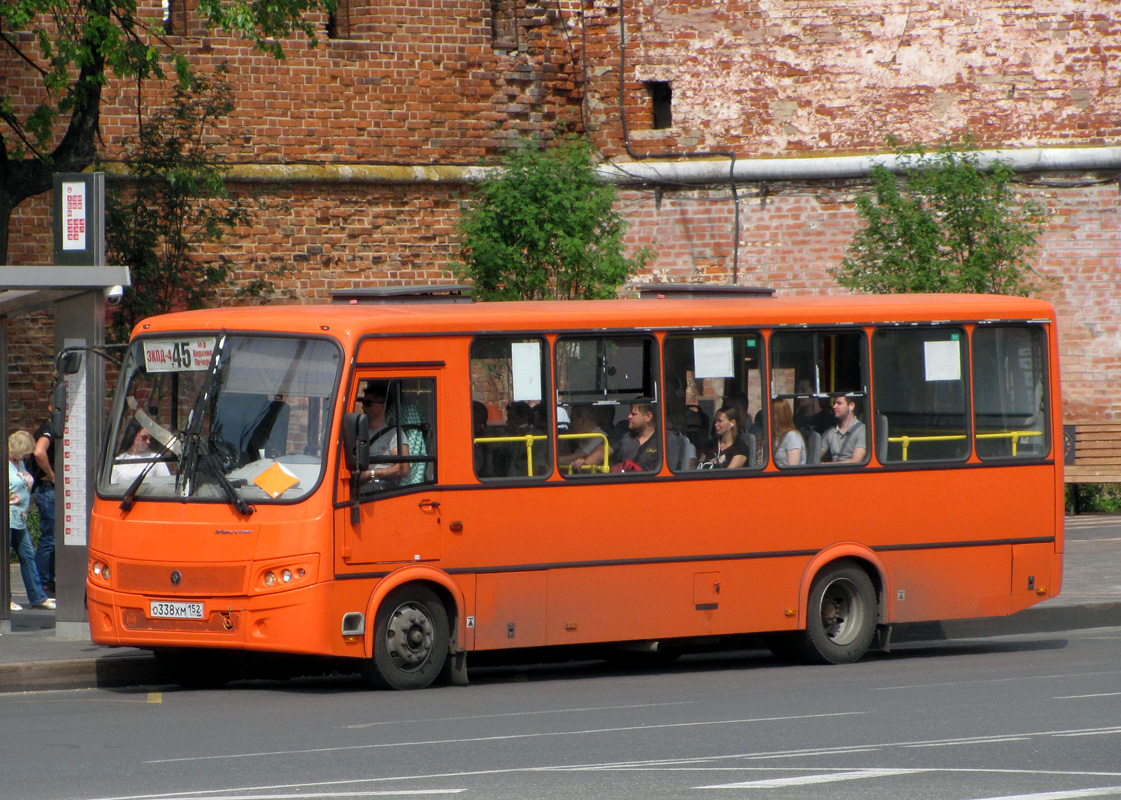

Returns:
341,374,442,566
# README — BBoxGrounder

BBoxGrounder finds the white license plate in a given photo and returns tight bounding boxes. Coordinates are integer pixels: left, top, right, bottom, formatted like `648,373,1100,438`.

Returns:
150,601,204,619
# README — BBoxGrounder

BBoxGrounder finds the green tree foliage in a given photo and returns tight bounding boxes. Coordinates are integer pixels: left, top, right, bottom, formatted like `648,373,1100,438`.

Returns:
104,67,292,342
457,136,652,301
0,0,332,263
833,141,1050,296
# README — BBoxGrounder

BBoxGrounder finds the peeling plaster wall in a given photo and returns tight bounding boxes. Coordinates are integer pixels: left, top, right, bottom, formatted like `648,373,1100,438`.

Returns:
601,0,1119,156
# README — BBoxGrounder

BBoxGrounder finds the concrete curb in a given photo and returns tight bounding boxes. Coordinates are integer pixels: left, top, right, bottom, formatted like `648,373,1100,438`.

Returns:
0,654,160,693
2,601,1118,694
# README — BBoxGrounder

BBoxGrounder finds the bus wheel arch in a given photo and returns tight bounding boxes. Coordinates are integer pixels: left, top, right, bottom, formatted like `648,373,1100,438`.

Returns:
362,569,465,690
795,550,885,665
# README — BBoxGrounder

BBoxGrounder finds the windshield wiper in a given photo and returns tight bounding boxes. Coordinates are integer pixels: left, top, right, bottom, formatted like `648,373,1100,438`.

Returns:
119,459,158,512
177,332,226,496
197,446,253,516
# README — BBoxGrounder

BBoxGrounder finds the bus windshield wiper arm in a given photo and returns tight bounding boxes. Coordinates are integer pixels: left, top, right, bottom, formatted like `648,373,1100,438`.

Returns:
119,460,156,512
198,447,253,516
120,431,182,513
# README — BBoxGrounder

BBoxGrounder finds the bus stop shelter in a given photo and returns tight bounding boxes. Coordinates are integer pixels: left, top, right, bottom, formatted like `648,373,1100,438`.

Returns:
1,264,130,637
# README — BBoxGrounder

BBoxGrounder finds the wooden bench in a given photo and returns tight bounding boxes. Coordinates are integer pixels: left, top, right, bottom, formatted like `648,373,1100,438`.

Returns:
1064,422,1121,485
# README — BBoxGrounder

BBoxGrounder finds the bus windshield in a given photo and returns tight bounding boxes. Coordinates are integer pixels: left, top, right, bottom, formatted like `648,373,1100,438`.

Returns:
99,334,342,506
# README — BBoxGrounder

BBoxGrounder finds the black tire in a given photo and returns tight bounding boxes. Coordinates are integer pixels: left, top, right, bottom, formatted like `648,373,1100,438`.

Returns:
794,561,877,665
364,585,449,690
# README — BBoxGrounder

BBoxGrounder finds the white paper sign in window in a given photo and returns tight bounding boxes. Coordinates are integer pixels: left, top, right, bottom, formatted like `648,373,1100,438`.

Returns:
924,340,962,381
511,341,543,401
694,337,735,379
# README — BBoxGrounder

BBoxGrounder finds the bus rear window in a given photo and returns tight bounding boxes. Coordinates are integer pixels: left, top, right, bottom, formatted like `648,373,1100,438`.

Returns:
973,326,1049,459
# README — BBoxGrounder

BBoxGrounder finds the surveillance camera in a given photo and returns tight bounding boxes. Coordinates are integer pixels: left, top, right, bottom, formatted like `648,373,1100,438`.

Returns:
104,285,125,305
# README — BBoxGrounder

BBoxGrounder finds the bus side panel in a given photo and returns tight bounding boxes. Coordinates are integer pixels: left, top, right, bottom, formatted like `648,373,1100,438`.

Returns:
474,572,548,650
542,559,803,646
881,546,1012,623
1011,541,1061,614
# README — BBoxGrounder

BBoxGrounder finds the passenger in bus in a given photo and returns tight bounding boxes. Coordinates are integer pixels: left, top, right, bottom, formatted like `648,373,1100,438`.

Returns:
793,379,835,434
771,399,806,467
562,404,611,472
472,400,496,477
820,393,867,464
698,405,750,469
665,412,698,471
360,383,410,485
612,403,661,472
111,421,172,483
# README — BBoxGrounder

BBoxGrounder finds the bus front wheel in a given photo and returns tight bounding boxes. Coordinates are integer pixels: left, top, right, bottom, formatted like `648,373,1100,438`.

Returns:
795,561,877,665
365,585,449,690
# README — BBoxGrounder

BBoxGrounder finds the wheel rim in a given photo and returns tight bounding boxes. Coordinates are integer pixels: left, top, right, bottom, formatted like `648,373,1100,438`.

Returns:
817,577,866,646
384,601,436,672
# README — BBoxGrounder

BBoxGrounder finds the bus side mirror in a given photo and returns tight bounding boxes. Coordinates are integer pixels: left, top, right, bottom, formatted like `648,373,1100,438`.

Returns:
59,351,83,375
341,412,370,473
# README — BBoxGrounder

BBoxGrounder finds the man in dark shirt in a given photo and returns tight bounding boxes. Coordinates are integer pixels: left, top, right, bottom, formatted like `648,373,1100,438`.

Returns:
30,416,56,597
614,403,661,472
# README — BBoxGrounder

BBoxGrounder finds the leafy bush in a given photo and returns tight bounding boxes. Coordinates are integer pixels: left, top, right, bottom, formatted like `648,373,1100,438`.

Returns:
458,136,652,300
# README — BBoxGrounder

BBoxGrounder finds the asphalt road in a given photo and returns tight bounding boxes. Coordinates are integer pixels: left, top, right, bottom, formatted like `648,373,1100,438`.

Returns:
2,623,1119,800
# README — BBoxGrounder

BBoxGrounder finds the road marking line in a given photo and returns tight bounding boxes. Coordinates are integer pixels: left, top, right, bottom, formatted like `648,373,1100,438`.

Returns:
698,768,928,789
346,702,691,729
905,737,1030,748
147,711,862,764
964,787,1121,800
870,670,1121,691
88,787,466,800
1054,692,1121,699
146,692,162,704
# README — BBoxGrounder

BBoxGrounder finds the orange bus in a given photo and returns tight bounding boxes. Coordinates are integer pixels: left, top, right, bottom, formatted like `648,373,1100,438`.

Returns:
86,293,1063,689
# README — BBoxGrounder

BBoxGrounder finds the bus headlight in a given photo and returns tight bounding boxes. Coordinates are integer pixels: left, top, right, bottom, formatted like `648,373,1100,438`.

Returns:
90,560,111,582
254,559,315,593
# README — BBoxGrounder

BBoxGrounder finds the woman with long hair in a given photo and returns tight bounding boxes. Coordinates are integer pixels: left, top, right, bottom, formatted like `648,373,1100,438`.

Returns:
8,430,55,610
699,405,751,469
771,398,806,467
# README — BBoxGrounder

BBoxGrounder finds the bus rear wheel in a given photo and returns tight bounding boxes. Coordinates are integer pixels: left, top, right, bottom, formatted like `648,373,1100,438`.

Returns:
794,561,877,665
365,585,449,690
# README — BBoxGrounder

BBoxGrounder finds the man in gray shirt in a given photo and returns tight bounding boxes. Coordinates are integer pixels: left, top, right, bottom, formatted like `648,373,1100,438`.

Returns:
821,394,867,464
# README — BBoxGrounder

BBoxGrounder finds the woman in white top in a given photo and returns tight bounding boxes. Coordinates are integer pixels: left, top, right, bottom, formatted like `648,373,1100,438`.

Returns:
771,398,806,467
112,423,172,483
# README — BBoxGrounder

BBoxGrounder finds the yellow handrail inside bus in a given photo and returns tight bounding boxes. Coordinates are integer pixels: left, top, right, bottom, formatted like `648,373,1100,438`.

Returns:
887,430,1043,461
472,431,612,476
473,434,548,476
558,432,611,474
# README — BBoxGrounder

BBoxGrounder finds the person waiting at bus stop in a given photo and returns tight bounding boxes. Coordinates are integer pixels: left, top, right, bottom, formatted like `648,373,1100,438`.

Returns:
611,403,660,472
8,430,56,611
820,393,867,464
30,410,57,598
360,383,410,486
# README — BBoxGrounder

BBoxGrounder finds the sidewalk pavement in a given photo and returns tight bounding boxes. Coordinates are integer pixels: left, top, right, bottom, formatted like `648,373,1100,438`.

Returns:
3,517,1120,693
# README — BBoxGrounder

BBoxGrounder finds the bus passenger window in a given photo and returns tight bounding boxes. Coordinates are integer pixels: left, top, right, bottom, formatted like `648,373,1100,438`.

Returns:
556,335,660,475
872,328,968,464
470,337,551,480
973,326,1049,459
663,332,765,471
771,329,868,466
